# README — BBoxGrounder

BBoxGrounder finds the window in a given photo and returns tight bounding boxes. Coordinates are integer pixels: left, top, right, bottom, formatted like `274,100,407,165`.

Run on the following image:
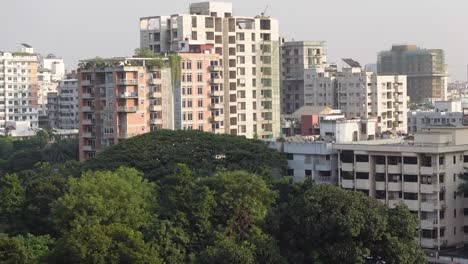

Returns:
198,112,203,120
197,73,203,82
403,156,417,164
356,172,369,179
439,156,445,165
286,153,294,160
198,99,203,108
453,156,457,164
375,156,385,165
341,170,353,180
187,87,192,95
356,155,369,162
340,151,354,163
403,174,418,182
305,170,312,178
388,156,399,165
187,73,192,82
197,86,203,95
464,208,468,216
187,61,192,70
287,169,294,176
197,60,202,69
404,192,418,200
454,209,457,218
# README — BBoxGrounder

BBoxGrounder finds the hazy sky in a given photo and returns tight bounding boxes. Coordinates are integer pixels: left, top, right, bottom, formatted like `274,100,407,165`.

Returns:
2,0,467,80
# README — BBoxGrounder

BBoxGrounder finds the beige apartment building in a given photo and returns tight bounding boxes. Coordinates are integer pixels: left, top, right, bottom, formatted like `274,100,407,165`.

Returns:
281,41,326,114
334,127,468,250
140,2,281,139
0,46,39,131
304,59,407,133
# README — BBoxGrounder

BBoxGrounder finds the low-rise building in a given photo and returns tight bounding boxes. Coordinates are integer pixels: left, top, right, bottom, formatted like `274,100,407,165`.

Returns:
334,127,468,250
408,101,463,134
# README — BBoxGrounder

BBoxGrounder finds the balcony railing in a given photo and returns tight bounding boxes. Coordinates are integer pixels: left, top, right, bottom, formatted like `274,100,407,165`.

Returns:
117,92,138,98
81,106,95,112
117,79,138,85
117,106,138,112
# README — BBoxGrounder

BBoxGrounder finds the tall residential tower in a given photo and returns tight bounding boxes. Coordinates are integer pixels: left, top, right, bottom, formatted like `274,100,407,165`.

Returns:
140,2,281,139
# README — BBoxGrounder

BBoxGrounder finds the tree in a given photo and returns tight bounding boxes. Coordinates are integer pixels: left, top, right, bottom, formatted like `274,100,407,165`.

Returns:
0,233,53,264
0,233,33,263
84,130,287,181
197,233,255,264
17,163,71,236
270,183,425,264
50,223,162,264
202,170,276,238
134,48,156,58
51,167,156,233
0,174,25,230
152,164,215,262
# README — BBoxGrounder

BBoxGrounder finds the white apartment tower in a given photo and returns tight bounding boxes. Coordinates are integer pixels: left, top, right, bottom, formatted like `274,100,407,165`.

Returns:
281,41,326,114
334,127,468,250
0,46,39,131
140,2,281,138
304,59,407,133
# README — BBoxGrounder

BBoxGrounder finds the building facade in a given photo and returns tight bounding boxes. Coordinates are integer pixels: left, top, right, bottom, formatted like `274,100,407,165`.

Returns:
281,41,326,114
78,57,174,160
334,127,468,250
140,1,281,139
304,60,407,133
377,44,448,103
0,48,39,131
46,79,79,129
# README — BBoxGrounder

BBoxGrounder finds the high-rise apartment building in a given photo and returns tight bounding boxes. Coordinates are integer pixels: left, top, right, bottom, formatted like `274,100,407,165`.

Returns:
0,45,39,131
46,79,79,129
377,45,448,103
78,57,174,160
281,41,326,114
140,1,281,139
334,127,468,250
37,55,65,118
304,59,407,133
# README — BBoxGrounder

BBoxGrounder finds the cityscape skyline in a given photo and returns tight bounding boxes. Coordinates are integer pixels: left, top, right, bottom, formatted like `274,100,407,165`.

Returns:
2,0,468,81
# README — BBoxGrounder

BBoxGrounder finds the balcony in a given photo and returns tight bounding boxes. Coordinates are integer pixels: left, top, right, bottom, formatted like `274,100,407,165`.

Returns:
388,182,402,191
81,106,95,112
81,80,94,86
375,164,385,173
150,79,161,85
420,238,437,249
388,164,401,174
341,162,354,171
82,93,94,99
117,79,138,85
420,166,434,175
356,179,370,189
117,92,138,99
150,119,163,125
403,200,419,211
403,182,419,193
82,145,95,152
421,200,437,212
420,184,435,194
341,179,354,189
315,164,331,171
82,119,95,125
150,92,162,98
209,65,223,72
209,78,223,84
403,164,419,174
376,182,386,190
355,162,369,172
150,105,162,112
82,132,95,138
117,106,138,112
421,219,438,228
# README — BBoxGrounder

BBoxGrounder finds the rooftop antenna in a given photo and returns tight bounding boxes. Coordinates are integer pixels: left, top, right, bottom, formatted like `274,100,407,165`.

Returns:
261,5,268,16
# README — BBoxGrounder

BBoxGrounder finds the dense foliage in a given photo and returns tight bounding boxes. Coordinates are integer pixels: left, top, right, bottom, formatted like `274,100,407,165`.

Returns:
84,129,287,181
0,131,78,174
0,130,425,263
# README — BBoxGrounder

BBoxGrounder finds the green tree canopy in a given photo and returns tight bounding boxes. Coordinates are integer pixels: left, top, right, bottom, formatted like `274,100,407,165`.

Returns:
0,233,53,264
84,130,287,181
269,183,425,264
51,167,156,233
50,223,161,264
